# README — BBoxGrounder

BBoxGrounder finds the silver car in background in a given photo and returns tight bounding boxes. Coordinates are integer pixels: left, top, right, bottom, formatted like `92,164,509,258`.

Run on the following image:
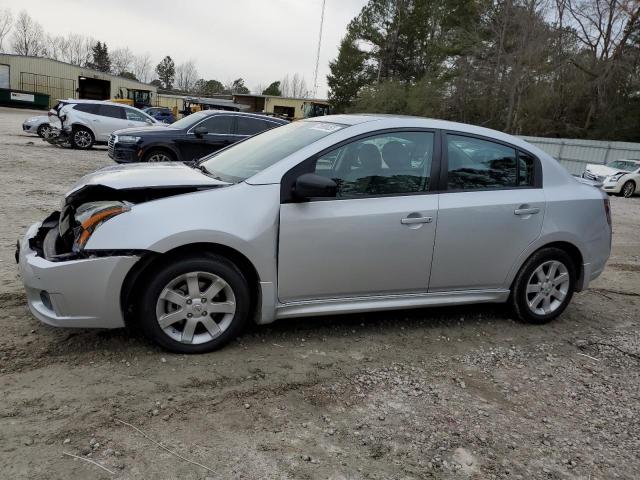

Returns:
17,115,612,353
22,115,51,137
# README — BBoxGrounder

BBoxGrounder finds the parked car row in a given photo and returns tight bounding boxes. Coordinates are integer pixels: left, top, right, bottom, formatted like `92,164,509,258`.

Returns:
25,98,288,163
16,113,612,353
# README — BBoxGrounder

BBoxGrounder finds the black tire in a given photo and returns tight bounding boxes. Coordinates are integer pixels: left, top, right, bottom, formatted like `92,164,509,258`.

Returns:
70,126,94,149
621,180,636,198
143,149,176,163
37,124,52,138
510,247,576,324
138,253,251,353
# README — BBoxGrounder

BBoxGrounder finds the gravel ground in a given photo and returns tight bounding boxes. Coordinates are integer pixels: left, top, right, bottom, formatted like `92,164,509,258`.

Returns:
0,106,639,479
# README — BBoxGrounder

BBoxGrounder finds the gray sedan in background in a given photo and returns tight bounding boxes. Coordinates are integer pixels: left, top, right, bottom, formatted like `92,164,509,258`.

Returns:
17,114,612,353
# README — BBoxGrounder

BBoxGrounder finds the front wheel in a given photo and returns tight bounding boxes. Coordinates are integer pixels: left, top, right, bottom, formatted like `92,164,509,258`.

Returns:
143,149,176,162
621,180,636,198
37,124,52,138
71,127,94,149
510,248,576,324
138,254,251,353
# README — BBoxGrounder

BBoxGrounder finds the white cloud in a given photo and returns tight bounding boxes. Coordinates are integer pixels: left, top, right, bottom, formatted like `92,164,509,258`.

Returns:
3,0,367,97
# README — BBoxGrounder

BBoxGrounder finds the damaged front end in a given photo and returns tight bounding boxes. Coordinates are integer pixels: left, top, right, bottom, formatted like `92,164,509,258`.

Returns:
27,183,217,261
16,162,229,329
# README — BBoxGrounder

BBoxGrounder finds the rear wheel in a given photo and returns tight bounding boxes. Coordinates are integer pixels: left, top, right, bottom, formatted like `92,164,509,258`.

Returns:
71,126,94,149
138,254,251,353
37,124,52,138
511,247,576,324
143,149,176,162
621,180,635,198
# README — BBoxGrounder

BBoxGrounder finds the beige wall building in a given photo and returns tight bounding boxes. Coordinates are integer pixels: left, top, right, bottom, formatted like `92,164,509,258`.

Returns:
233,94,331,120
0,54,157,108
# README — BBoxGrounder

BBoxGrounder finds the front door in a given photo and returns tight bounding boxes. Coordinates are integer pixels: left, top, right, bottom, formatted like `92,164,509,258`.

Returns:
278,130,439,303
428,133,545,291
178,114,236,162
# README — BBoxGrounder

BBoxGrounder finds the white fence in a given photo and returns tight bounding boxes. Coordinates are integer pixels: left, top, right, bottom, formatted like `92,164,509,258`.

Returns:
518,136,640,175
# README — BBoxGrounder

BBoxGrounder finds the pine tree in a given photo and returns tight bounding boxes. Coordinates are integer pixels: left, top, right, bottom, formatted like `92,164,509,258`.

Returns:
155,56,176,90
327,34,369,112
262,81,282,96
88,41,111,72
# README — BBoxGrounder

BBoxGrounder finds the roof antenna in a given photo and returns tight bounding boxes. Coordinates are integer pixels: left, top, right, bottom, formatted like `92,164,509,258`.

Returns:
312,0,326,99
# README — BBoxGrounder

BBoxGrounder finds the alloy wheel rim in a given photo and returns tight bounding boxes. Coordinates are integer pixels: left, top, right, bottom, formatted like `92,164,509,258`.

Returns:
623,183,634,197
74,130,91,147
155,271,236,345
149,153,171,162
525,260,570,315
41,125,51,137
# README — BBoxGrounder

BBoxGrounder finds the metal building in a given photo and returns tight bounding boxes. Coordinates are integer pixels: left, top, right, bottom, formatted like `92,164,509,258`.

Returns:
0,53,157,109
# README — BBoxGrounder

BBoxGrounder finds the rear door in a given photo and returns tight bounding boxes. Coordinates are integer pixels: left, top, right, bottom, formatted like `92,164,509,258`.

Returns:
236,116,282,139
429,132,545,291
95,104,127,141
278,130,440,302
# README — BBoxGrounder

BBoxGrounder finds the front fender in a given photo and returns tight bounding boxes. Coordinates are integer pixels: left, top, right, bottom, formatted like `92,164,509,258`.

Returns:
84,183,281,282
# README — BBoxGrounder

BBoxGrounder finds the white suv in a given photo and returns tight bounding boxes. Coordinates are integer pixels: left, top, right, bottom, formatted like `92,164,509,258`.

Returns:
48,99,158,149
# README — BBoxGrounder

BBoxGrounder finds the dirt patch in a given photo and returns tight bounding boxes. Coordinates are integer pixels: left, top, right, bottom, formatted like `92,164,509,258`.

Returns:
1,106,639,479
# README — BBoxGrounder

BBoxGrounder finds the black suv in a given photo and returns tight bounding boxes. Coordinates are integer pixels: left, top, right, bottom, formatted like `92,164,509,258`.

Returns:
108,111,288,163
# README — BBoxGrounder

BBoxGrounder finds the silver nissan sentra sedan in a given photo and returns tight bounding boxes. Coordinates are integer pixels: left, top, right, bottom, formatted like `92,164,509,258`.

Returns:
17,114,612,353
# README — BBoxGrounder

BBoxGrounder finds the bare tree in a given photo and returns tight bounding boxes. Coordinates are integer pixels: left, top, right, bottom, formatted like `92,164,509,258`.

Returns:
175,60,198,92
10,10,45,56
280,73,311,98
132,53,152,83
59,34,94,66
562,0,640,128
111,47,134,75
44,34,66,60
0,8,13,52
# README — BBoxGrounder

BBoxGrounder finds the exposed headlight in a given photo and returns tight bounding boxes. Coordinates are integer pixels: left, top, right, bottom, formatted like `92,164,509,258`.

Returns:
117,135,141,143
73,201,131,251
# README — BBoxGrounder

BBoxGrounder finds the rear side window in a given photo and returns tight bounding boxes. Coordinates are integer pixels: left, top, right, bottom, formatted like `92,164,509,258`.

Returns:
200,115,233,134
446,135,518,190
518,152,536,186
73,104,99,114
98,104,125,119
237,117,277,136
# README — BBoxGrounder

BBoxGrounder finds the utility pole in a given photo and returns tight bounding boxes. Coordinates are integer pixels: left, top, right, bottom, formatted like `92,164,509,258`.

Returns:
312,0,326,99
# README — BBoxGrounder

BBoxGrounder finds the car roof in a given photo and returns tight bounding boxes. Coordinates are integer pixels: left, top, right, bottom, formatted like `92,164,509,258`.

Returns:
57,98,131,106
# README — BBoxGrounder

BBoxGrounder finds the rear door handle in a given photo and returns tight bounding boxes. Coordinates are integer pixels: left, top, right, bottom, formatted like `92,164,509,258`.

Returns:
514,207,540,215
401,216,433,225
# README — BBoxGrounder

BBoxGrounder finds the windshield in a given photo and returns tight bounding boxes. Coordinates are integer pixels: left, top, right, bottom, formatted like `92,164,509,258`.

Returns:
170,111,207,130
199,121,345,182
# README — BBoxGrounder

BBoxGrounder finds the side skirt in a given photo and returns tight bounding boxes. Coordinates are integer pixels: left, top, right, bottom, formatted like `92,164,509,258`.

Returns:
274,289,510,320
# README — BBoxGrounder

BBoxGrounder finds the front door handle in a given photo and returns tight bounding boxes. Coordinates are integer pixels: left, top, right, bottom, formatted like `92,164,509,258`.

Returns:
401,216,433,225
514,207,540,216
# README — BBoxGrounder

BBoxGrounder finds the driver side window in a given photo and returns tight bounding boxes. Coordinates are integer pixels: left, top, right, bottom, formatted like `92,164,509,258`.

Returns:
313,131,434,198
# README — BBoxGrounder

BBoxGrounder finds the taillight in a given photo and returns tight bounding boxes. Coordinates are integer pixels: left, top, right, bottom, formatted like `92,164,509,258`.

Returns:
603,197,611,227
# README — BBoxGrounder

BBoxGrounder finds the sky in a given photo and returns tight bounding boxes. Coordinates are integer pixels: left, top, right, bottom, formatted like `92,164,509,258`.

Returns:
1,0,368,98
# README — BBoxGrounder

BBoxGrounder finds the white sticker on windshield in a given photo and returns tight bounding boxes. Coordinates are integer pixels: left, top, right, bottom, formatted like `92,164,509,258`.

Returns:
309,123,343,133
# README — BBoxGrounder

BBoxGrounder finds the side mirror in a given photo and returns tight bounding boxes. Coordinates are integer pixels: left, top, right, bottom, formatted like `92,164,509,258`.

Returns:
194,126,208,137
293,173,337,200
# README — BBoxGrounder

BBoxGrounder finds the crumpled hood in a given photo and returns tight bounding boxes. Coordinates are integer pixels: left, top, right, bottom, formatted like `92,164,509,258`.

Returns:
585,164,626,177
67,162,230,197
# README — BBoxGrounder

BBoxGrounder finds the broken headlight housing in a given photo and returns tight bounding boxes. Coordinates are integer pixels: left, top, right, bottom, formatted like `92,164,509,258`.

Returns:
72,201,131,251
